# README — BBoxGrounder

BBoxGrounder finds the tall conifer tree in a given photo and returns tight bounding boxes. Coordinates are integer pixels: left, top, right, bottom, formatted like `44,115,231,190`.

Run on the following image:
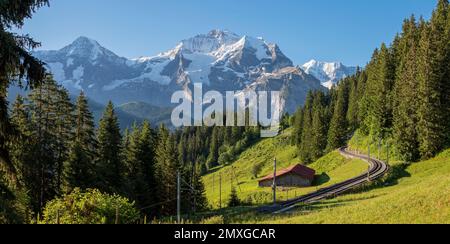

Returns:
155,125,178,216
96,101,124,194
393,17,421,162
64,92,97,192
327,82,349,151
417,0,449,159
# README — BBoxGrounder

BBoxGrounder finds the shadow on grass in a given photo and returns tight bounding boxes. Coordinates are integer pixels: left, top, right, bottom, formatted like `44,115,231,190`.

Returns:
345,162,412,195
286,194,383,213
203,165,225,176
313,173,331,186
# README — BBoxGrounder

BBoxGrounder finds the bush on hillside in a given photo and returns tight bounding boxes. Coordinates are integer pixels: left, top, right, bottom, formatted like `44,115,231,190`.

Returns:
39,188,140,224
227,187,241,207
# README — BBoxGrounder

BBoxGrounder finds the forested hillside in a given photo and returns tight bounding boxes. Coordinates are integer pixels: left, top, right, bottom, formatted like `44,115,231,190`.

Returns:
292,0,450,163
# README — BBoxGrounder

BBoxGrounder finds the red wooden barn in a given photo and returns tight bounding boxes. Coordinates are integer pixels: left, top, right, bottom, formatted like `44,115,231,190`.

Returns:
258,164,316,188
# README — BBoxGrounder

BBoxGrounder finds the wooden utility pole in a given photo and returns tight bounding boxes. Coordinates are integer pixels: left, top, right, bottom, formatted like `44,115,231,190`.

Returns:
219,173,222,209
230,171,233,190
355,133,359,154
232,167,242,192
378,138,382,160
115,206,119,224
367,144,371,182
387,142,390,165
177,171,181,224
273,158,277,205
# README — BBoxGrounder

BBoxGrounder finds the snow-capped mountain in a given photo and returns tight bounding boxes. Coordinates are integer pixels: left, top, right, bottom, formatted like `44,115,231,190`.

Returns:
33,30,325,114
34,36,139,94
302,60,357,89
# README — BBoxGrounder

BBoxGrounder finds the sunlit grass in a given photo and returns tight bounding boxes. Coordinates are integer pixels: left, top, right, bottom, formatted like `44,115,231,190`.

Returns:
202,128,367,209
198,130,450,224
225,149,450,224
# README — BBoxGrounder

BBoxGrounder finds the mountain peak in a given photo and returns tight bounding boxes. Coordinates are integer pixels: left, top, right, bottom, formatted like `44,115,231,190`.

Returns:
302,60,357,89
60,36,112,61
207,29,239,39
69,36,101,49
304,59,318,66
178,30,240,54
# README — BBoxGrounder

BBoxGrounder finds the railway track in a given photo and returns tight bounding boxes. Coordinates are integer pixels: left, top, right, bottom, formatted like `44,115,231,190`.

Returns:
268,147,390,214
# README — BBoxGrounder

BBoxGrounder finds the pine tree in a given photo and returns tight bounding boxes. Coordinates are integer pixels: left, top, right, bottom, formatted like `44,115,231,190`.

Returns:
327,82,349,152
310,92,329,160
179,163,208,214
64,142,93,192
0,0,48,183
190,166,208,212
393,17,421,162
346,71,363,131
299,92,314,163
124,121,157,216
155,124,178,216
363,43,396,138
231,126,242,145
54,86,75,193
417,0,449,159
10,77,75,211
73,92,97,158
393,16,425,161
207,127,219,168
64,92,97,192
26,77,74,210
9,95,40,218
96,101,124,194
9,95,33,186
123,124,146,210
0,174,25,223
227,187,240,207
291,107,304,146
138,121,157,192
445,3,450,146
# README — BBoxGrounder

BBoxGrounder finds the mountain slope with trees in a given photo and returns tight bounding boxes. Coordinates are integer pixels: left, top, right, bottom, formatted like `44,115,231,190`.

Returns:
291,0,450,164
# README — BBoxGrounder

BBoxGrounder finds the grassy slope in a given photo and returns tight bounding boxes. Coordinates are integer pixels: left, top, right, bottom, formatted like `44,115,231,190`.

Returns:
202,129,367,208
227,148,450,224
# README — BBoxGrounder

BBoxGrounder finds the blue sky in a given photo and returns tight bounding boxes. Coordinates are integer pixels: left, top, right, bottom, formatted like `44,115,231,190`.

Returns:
19,0,438,66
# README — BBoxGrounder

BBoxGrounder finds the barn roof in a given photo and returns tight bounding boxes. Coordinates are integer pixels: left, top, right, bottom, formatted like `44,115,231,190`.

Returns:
259,164,316,182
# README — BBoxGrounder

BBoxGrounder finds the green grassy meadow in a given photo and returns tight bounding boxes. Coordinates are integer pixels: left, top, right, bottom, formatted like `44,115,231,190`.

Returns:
199,130,450,224
202,129,368,208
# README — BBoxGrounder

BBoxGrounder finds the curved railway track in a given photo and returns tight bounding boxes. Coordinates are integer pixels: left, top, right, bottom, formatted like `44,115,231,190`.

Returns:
269,147,390,214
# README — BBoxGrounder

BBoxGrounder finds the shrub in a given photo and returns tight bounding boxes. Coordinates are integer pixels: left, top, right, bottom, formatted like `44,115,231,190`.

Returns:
227,187,241,207
251,163,263,178
39,188,140,224
218,151,234,165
